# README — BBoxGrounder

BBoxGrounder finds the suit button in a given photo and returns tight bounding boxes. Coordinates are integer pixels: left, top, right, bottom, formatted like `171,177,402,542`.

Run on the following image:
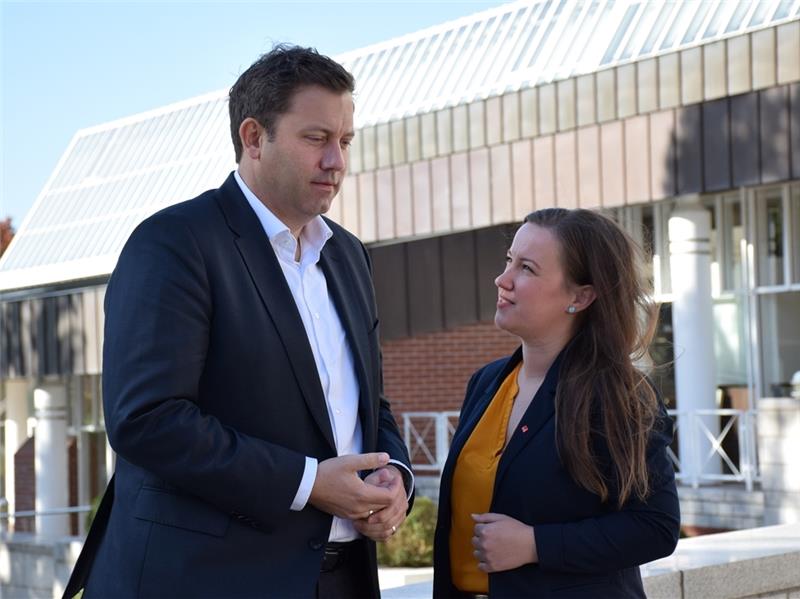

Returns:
309,539,324,550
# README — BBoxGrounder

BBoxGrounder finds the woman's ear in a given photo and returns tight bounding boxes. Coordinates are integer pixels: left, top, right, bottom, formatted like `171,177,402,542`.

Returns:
571,285,596,313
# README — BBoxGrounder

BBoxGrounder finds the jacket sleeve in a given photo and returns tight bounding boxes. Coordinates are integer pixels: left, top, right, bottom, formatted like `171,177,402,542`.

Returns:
534,404,681,573
102,212,306,528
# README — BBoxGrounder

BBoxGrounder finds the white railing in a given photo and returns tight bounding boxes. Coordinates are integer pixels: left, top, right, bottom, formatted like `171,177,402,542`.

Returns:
403,409,761,491
402,411,459,472
667,408,760,491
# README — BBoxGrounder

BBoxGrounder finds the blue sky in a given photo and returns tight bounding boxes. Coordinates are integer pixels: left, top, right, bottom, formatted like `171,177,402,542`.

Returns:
1,0,506,226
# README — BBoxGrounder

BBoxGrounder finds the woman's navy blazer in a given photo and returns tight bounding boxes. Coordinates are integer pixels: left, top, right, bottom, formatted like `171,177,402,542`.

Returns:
433,348,680,598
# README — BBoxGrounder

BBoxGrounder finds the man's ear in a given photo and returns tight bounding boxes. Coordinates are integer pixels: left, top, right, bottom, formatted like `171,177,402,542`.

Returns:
239,118,263,160
571,284,596,313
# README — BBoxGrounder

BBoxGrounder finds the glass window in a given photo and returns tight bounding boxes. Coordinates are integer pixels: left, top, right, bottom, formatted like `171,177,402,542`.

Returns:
620,1,659,60
69,375,109,535
601,3,641,64
724,0,752,33
793,185,800,283
714,294,749,387
703,0,731,38
759,291,800,397
540,2,584,76
641,2,676,53
681,0,714,44
0,420,5,502
564,0,602,66
747,0,772,27
577,0,615,63
511,1,548,71
756,189,784,287
774,0,793,20
527,0,568,68
650,302,676,408
653,202,672,296
721,195,745,291
659,0,696,50
640,206,656,293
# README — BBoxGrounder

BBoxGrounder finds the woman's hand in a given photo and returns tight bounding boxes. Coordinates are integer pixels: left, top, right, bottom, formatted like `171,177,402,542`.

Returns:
471,512,538,573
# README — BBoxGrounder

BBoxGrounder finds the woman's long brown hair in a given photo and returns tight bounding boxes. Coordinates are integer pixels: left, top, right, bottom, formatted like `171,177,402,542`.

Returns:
525,208,660,507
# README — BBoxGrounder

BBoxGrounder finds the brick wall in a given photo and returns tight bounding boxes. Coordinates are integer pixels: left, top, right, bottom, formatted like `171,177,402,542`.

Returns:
382,320,518,414
68,437,78,535
12,436,79,534
14,437,35,533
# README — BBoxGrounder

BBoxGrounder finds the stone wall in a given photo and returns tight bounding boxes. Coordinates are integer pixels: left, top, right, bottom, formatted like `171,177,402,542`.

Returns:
758,398,800,525
6,524,800,598
678,485,765,531
643,523,800,599
0,533,81,599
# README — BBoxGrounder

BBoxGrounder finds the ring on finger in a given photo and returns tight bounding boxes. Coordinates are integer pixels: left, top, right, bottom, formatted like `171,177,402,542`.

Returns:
391,525,397,535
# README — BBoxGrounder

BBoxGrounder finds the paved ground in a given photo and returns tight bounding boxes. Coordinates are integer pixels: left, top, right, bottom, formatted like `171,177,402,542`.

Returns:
378,567,433,598
381,580,432,598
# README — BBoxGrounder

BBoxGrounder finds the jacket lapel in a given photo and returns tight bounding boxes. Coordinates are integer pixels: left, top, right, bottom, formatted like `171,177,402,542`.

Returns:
215,174,335,450
318,238,376,449
441,351,522,485
494,350,564,489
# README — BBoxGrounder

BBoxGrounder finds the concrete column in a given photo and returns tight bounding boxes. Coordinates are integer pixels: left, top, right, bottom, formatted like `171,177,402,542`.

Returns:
669,204,720,484
757,398,800,525
3,379,30,530
34,383,69,537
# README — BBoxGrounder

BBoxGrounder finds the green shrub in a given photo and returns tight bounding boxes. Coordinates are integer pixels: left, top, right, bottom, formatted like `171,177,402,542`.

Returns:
377,495,437,567
85,493,103,530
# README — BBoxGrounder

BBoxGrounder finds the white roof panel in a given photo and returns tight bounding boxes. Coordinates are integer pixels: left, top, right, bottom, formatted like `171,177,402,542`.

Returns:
1,0,796,291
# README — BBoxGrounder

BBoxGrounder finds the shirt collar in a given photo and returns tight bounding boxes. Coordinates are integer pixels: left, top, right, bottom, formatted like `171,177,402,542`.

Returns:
234,169,332,265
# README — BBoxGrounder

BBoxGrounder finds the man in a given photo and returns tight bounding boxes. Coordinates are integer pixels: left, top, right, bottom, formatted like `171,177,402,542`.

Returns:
65,45,413,599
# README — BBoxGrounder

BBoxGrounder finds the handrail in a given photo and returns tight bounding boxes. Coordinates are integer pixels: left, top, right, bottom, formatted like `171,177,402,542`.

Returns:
403,409,761,490
0,505,92,519
667,408,760,491
402,411,459,472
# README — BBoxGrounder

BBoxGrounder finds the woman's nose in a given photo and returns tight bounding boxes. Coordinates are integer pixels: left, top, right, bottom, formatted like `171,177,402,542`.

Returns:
495,269,511,289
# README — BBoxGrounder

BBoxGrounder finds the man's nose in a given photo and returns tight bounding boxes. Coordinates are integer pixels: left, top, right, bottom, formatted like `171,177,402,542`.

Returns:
321,142,346,171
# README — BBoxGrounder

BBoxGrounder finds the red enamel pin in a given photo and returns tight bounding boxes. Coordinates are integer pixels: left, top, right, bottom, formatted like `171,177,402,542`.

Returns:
521,425,529,433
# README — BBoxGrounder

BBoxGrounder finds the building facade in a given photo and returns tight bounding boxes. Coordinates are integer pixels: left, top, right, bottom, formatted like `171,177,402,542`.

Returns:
2,0,800,535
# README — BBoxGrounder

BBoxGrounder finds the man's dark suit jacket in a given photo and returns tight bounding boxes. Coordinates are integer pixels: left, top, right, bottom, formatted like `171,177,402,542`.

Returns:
433,348,680,598
71,173,411,598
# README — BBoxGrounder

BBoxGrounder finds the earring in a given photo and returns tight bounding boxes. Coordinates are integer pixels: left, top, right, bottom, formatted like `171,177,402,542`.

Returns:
566,305,577,314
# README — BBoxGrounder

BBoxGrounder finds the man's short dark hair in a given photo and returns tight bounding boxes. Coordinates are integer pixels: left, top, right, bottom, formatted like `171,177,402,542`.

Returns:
228,44,355,163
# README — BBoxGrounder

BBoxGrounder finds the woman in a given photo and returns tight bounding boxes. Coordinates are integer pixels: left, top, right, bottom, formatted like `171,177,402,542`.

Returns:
433,208,680,598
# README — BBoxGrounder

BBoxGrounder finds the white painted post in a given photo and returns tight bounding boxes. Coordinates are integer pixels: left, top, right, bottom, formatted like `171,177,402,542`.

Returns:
669,203,720,483
34,384,70,537
436,413,449,471
3,379,30,531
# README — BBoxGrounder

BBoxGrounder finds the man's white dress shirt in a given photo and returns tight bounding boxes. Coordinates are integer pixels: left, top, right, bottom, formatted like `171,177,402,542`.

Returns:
235,171,411,542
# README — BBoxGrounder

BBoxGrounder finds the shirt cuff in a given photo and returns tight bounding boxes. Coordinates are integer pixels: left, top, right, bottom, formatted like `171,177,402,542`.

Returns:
388,459,415,500
290,456,318,511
